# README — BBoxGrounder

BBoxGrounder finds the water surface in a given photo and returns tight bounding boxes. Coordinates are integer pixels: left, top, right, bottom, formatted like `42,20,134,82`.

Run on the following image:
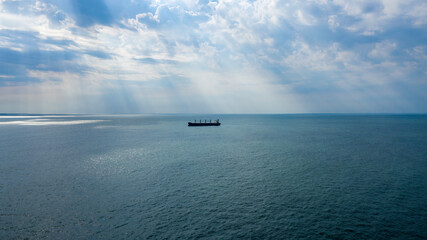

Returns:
1,114,426,239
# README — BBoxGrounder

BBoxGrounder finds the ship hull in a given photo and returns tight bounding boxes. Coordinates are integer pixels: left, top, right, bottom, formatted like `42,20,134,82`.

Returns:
188,122,221,126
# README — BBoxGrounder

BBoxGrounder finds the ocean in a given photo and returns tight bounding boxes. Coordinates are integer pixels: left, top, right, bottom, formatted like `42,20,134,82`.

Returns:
1,114,426,239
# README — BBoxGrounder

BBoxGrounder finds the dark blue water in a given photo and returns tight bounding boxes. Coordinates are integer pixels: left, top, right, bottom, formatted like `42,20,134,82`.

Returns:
1,114,426,239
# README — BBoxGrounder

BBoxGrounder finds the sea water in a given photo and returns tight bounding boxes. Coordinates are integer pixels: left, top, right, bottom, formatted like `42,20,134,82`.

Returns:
1,114,426,239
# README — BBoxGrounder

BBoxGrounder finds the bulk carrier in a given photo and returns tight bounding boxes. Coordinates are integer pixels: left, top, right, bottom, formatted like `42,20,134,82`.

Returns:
188,119,221,126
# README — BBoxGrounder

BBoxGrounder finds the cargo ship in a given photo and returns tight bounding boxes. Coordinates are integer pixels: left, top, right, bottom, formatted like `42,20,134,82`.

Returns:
188,119,221,126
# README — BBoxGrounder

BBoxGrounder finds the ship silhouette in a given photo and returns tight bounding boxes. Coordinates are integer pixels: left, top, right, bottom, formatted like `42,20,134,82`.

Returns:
188,119,221,126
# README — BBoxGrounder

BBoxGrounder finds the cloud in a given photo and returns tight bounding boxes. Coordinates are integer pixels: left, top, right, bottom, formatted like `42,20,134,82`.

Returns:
84,50,112,59
0,0,426,113
332,0,427,35
328,15,339,30
134,57,178,65
369,41,397,59
0,46,88,86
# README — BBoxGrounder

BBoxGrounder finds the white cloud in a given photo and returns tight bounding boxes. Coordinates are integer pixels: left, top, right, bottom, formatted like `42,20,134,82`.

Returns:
332,0,427,35
294,9,317,26
328,15,339,30
0,0,426,113
369,41,397,59
281,42,341,72
409,46,427,60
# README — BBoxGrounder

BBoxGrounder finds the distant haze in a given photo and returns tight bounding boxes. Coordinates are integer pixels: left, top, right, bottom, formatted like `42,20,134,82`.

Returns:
0,0,426,113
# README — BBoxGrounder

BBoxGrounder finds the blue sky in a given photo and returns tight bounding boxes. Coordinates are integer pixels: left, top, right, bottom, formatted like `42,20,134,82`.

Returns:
0,0,426,113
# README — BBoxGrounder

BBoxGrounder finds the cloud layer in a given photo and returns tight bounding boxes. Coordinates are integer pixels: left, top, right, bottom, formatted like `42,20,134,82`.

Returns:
0,0,426,113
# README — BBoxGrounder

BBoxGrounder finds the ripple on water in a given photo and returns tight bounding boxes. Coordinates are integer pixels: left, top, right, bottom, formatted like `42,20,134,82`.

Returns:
1,115,426,239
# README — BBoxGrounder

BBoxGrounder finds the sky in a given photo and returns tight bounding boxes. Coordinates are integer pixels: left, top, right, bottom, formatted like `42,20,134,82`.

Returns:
0,0,426,114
